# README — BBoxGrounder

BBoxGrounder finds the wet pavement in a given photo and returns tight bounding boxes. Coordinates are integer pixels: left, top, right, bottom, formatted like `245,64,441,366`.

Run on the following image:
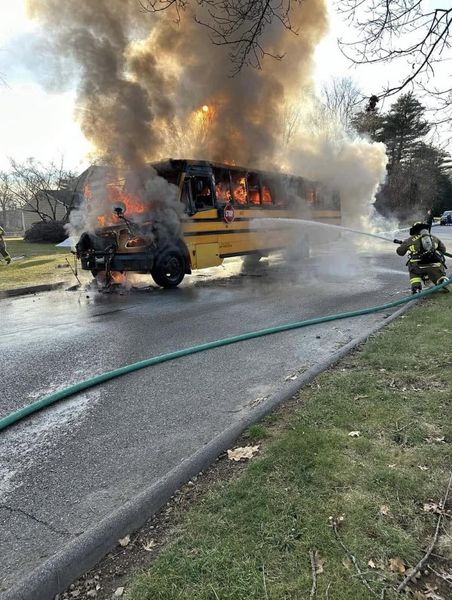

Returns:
1,228,451,592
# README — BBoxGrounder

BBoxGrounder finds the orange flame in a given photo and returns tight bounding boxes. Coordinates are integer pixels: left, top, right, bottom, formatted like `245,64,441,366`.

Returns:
232,176,247,205
84,181,147,228
262,185,272,205
109,185,146,215
110,271,126,285
215,181,232,204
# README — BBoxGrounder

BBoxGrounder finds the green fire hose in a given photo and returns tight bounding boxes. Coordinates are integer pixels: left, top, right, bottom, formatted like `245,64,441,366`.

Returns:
1,270,451,434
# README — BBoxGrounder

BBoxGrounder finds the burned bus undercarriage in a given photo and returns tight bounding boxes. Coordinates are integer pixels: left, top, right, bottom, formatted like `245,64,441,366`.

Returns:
76,225,191,288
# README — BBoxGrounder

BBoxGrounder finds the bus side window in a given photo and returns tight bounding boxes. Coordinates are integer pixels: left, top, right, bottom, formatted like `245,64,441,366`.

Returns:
261,179,273,205
213,168,232,205
231,172,248,206
247,172,260,205
191,176,214,211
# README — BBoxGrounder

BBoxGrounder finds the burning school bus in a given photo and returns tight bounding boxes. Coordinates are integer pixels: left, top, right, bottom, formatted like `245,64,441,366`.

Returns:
76,159,341,288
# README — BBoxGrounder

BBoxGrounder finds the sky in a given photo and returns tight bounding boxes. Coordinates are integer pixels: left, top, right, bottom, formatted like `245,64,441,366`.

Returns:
0,1,448,171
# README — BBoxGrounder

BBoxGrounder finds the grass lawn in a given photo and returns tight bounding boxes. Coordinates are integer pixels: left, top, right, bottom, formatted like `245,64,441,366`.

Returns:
0,238,76,290
127,296,452,600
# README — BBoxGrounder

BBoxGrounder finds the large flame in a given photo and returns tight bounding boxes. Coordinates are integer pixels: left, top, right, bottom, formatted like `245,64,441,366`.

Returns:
84,181,147,228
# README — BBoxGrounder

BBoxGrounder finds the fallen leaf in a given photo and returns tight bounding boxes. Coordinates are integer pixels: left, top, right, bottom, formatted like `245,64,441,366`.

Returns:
249,396,266,408
348,431,361,438
118,535,130,548
285,374,298,381
227,445,259,461
368,559,376,569
379,505,390,516
114,588,125,598
388,464,396,468
418,465,429,471
388,557,406,574
425,436,445,444
423,501,440,513
142,539,157,552
353,395,368,401
328,514,345,528
342,558,352,570
413,592,426,600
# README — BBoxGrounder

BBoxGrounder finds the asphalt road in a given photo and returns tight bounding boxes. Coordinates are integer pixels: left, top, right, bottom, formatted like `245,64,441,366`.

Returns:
1,227,451,592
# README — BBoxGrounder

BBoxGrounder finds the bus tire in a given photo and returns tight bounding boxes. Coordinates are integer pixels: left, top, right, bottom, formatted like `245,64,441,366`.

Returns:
151,248,186,288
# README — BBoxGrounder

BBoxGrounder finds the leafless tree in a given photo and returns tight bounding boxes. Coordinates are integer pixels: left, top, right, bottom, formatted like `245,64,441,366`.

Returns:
281,100,303,146
0,171,17,226
320,76,363,131
8,158,81,223
141,0,300,73
337,1,452,122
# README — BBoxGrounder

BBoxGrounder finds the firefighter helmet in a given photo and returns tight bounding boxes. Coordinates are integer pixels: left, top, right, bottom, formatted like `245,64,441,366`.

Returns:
409,222,429,236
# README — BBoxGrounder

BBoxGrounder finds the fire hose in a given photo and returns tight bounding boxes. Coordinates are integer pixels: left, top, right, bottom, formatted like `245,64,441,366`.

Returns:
1,269,452,434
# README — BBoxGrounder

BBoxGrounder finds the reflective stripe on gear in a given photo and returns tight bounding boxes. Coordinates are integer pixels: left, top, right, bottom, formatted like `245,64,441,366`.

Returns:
410,277,422,284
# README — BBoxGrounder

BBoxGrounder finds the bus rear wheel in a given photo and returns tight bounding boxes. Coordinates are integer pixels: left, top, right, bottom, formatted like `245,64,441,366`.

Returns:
151,249,185,288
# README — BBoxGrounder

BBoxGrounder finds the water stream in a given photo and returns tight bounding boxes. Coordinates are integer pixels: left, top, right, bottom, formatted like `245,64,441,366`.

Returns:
255,217,396,243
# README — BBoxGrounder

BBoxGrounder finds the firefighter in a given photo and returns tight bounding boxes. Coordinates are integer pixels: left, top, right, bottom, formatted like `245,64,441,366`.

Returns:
394,222,449,294
0,225,11,265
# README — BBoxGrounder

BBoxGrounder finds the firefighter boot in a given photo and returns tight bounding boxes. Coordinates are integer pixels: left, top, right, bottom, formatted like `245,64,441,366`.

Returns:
411,283,422,294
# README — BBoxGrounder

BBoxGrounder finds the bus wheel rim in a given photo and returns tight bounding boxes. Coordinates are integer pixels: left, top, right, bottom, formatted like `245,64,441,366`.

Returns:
163,256,181,280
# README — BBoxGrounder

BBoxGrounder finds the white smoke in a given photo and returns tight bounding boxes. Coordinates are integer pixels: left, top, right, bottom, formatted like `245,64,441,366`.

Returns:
283,100,388,230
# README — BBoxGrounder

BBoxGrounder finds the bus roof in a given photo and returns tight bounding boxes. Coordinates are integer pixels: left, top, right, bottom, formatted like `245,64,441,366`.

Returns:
152,158,317,184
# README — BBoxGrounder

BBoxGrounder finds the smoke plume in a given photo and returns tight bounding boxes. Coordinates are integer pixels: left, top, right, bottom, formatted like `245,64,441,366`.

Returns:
26,0,326,166
26,0,387,230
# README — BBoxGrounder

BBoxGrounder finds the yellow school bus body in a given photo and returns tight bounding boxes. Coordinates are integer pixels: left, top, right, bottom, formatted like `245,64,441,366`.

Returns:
77,159,342,287
182,208,341,270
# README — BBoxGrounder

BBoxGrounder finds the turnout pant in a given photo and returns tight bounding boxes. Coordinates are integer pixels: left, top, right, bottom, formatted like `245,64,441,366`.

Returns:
408,262,446,289
0,240,11,262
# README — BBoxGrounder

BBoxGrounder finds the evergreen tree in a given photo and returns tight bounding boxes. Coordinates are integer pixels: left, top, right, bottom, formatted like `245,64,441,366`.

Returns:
350,95,385,141
353,92,450,219
382,93,430,172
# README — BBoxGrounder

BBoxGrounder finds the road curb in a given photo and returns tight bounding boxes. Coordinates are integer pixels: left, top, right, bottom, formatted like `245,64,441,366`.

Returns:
0,282,66,299
1,301,416,600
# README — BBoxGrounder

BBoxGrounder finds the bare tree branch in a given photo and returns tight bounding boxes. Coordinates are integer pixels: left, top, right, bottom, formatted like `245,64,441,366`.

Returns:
8,158,80,223
141,0,300,73
337,1,452,123
321,76,363,131
0,171,18,226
